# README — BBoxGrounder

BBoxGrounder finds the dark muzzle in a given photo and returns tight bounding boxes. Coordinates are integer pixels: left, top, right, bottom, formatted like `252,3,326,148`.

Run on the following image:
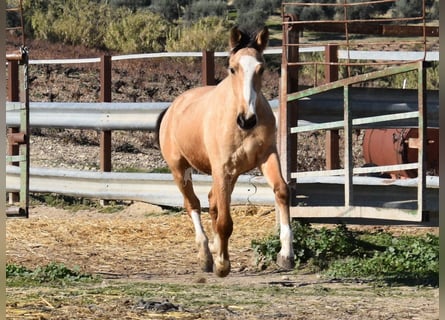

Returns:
237,114,257,130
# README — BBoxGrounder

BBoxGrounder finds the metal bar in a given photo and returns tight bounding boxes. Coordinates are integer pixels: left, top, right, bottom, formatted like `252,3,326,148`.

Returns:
7,59,20,203
325,44,340,170
352,111,419,126
5,95,438,130
5,166,273,208
5,166,438,210
17,48,29,217
290,110,420,133
292,163,419,179
279,13,299,185
417,61,427,218
6,101,25,111
287,62,421,102
5,155,27,162
344,85,353,207
290,206,424,223
291,120,344,133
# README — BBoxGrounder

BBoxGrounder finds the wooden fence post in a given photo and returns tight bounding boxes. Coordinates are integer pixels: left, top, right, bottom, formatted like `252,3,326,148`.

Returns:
201,50,216,86
100,55,112,173
324,44,340,170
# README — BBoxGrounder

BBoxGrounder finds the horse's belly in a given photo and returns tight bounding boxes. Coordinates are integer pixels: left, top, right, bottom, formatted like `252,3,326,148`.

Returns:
183,150,212,174
175,133,212,174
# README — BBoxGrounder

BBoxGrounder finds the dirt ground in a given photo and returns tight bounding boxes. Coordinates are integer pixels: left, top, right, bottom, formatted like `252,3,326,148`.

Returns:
6,202,439,319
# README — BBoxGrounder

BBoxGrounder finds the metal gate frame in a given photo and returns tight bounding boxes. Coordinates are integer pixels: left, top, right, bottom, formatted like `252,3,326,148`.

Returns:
6,1,29,218
279,1,438,224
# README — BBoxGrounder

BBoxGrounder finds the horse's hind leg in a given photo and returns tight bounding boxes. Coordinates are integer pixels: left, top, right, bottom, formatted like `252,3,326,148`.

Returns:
260,150,295,270
170,165,213,272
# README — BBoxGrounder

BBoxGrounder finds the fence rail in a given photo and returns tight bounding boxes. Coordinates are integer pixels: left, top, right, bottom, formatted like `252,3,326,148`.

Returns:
6,166,438,213
6,87,439,130
21,48,438,65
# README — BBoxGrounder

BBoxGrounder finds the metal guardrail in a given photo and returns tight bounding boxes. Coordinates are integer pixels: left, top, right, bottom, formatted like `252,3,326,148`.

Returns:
6,165,438,211
6,166,272,208
6,87,439,130
6,101,170,130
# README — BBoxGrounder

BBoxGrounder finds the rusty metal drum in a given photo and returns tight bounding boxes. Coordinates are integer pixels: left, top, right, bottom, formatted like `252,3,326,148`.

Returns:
363,128,439,178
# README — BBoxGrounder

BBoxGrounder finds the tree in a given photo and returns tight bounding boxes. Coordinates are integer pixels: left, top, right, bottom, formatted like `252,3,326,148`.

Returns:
183,0,227,21
108,0,151,8
391,0,422,18
233,0,280,33
150,0,189,21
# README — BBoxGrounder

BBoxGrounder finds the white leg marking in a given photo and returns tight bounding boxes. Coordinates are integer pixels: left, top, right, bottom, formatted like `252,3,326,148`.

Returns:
191,210,207,245
279,223,294,259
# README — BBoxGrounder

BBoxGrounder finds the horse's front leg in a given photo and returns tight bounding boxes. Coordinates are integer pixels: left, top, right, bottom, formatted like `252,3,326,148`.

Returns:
260,150,295,269
171,166,213,272
209,175,234,277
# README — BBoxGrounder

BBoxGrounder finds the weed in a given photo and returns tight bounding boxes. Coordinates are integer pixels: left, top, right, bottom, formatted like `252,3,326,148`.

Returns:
251,221,438,286
7,262,99,286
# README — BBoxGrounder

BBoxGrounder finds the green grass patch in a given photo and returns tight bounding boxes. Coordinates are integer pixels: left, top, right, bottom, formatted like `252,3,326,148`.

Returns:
251,221,438,286
7,262,99,287
30,193,127,213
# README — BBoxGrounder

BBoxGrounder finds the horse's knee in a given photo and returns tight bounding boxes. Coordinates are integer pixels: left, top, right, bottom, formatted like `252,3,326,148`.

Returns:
216,216,233,239
274,183,289,205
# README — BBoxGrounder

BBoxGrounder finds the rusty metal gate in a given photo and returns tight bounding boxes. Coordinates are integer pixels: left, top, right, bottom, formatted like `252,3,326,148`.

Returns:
279,0,438,224
6,0,29,217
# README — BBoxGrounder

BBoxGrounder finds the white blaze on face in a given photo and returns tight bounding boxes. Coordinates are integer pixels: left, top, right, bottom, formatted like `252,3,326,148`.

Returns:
239,55,260,119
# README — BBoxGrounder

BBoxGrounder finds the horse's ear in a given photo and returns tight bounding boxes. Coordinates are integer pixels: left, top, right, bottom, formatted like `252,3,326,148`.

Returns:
229,26,249,53
254,26,269,53
229,27,242,52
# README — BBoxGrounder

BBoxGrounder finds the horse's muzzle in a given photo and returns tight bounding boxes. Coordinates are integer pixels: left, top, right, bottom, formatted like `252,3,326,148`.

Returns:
237,114,257,130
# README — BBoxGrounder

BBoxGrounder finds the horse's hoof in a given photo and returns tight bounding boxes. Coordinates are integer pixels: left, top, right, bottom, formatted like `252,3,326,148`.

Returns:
213,260,231,277
198,250,214,273
276,253,295,270
200,257,214,273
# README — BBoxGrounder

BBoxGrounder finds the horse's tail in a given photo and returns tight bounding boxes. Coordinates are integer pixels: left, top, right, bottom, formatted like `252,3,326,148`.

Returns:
154,107,169,150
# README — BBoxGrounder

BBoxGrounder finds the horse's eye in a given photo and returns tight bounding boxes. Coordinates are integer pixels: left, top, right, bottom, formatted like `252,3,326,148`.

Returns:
229,67,235,74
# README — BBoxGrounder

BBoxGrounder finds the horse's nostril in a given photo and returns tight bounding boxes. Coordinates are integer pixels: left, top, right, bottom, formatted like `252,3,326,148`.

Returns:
237,114,257,130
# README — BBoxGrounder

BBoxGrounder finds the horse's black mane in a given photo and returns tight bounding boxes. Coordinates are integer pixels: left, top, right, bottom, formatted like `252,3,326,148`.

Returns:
230,27,264,54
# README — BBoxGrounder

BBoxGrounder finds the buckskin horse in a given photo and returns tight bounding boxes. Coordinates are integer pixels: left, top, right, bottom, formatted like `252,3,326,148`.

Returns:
156,26,295,277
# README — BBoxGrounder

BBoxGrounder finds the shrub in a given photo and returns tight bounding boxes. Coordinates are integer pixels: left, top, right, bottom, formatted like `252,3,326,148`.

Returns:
166,17,233,52
103,8,172,53
251,221,439,286
52,0,110,48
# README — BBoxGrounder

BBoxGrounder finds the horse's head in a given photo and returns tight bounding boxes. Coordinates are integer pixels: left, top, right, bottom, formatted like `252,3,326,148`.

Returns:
228,26,269,131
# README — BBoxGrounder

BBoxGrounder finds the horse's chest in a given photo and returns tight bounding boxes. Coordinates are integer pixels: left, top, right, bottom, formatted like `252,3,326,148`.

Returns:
225,135,267,173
